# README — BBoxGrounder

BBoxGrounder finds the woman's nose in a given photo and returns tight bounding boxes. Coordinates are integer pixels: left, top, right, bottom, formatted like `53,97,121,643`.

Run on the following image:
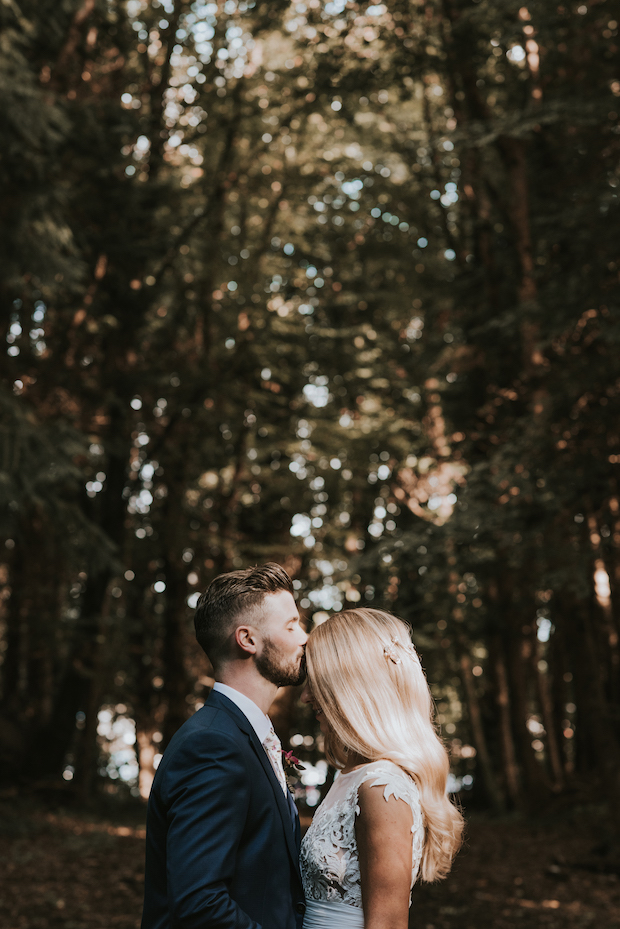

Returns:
300,685,310,704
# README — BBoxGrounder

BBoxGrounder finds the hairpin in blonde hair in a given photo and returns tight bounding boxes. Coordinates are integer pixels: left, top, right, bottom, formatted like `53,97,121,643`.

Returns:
383,639,401,664
383,635,418,665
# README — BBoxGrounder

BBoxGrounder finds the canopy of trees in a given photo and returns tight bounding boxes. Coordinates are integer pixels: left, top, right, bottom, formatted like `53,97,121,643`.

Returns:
1,0,619,815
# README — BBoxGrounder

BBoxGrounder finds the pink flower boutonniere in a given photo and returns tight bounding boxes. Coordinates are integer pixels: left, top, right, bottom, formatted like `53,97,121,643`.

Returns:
282,750,305,794
282,750,305,772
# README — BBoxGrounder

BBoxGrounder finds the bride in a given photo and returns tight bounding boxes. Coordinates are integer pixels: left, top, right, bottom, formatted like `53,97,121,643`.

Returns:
299,608,464,929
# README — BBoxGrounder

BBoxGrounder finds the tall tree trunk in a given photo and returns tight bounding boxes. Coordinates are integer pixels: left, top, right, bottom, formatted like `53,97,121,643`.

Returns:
71,571,111,798
459,650,505,812
52,0,96,86
158,460,193,749
564,595,620,807
160,557,193,748
490,635,521,807
505,618,550,806
547,622,573,777
1,539,27,714
508,633,549,808
531,635,564,790
495,137,544,376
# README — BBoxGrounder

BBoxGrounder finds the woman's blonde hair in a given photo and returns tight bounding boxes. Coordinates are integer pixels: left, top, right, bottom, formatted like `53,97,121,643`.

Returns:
305,608,463,882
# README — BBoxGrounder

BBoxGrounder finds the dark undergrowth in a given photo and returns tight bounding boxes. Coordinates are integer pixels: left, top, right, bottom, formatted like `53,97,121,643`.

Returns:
1,796,619,929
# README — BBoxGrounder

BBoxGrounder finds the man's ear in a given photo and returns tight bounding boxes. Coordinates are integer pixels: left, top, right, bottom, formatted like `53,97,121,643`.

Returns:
234,625,258,655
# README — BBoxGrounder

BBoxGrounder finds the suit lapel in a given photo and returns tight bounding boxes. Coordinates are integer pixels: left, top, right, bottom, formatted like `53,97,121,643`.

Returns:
206,690,301,880
245,728,302,874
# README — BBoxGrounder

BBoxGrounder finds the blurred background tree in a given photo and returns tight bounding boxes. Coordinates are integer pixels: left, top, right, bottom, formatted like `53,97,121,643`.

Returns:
0,0,619,818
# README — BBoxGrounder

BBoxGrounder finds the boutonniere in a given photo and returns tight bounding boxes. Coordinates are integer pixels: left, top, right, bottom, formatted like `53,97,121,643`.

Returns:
282,750,305,794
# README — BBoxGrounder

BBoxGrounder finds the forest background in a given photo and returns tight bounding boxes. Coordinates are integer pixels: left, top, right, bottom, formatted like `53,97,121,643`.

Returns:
1,0,620,924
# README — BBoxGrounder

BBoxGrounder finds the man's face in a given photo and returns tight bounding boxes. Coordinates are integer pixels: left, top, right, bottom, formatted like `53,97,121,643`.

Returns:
254,590,307,687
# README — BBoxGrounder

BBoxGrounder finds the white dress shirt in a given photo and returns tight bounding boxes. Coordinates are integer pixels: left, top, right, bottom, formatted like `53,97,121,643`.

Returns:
212,681,273,744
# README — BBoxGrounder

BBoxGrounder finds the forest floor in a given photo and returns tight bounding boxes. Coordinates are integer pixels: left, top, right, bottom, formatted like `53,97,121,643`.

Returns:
0,796,619,929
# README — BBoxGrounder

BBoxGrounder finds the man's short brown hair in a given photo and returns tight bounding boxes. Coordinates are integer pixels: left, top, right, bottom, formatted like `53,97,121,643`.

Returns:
194,563,294,667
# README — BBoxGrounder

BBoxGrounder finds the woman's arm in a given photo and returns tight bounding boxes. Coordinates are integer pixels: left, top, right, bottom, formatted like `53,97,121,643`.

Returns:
355,778,414,929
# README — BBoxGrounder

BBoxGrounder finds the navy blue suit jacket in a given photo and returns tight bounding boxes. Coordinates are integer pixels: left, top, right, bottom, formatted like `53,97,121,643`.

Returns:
141,689,305,929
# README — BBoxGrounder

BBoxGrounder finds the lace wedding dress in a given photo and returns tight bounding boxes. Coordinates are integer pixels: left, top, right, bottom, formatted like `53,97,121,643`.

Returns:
300,760,425,929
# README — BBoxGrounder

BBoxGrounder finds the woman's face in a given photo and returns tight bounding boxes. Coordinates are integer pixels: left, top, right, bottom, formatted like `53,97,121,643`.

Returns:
301,682,330,735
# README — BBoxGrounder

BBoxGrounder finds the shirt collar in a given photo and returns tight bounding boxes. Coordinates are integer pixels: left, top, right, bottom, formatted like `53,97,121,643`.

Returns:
212,682,273,744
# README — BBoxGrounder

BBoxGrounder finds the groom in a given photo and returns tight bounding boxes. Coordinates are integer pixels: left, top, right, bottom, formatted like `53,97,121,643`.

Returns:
141,563,308,929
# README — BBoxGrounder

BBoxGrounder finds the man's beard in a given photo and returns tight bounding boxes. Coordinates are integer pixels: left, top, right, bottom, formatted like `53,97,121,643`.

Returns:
256,636,306,687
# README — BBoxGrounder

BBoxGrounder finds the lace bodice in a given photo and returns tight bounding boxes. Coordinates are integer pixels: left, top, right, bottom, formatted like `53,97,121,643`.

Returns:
300,760,425,909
